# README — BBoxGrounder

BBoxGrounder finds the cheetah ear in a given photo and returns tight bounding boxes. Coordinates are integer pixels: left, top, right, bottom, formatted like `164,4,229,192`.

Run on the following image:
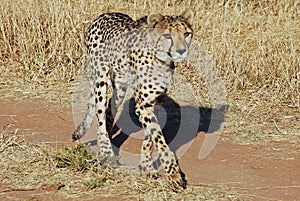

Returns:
180,9,194,25
148,13,163,28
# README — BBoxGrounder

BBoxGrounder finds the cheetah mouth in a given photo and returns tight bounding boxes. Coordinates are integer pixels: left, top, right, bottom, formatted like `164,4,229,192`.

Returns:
171,56,186,62
171,53,188,62
156,51,188,62
169,51,188,62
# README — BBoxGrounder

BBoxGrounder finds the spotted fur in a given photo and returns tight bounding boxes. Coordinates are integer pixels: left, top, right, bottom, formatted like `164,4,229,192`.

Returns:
73,9,194,189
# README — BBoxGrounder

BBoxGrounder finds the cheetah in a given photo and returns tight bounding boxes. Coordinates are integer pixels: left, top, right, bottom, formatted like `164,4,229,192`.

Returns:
72,9,194,189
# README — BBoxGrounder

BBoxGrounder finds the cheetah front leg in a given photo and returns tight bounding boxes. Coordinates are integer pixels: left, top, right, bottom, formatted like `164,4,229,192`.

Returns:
135,91,186,189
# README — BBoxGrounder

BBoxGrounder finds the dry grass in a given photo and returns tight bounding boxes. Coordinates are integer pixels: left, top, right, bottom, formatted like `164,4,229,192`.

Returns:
0,129,251,200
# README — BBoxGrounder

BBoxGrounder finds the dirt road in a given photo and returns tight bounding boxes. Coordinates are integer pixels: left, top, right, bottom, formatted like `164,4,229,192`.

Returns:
0,98,299,200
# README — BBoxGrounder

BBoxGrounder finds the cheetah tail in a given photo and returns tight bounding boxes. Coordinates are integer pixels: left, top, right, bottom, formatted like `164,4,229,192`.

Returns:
72,91,95,141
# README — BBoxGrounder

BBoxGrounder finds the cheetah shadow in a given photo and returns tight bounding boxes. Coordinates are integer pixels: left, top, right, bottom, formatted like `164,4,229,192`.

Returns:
85,95,225,167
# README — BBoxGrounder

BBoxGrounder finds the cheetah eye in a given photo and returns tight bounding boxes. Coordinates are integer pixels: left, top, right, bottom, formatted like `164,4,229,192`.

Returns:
184,32,191,38
163,34,172,39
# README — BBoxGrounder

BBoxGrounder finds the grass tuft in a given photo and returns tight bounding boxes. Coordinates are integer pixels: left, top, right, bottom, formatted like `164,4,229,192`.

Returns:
55,144,97,172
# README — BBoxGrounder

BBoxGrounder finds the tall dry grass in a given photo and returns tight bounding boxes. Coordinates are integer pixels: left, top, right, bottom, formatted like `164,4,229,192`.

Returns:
1,0,299,103
0,0,299,143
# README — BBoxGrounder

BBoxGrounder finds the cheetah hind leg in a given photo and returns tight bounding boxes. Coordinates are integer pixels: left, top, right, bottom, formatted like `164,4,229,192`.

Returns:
106,81,127,134
92,69,114,159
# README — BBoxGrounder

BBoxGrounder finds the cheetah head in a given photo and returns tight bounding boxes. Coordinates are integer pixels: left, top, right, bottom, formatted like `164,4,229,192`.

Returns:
148,9,194,62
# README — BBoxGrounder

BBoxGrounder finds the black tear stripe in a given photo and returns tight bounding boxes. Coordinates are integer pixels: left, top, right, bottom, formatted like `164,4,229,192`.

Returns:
155,32,173,58
167,35,173,58
155,34,163,48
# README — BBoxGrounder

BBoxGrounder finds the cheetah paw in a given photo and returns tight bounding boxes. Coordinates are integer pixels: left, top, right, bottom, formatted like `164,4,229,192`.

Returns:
166,170,187,190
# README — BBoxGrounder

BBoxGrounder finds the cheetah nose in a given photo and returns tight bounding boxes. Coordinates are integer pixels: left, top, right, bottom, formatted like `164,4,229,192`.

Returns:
176,49,186,55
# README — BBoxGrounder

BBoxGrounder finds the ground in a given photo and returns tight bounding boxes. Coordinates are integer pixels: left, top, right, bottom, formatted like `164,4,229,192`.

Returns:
0,96,299,201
